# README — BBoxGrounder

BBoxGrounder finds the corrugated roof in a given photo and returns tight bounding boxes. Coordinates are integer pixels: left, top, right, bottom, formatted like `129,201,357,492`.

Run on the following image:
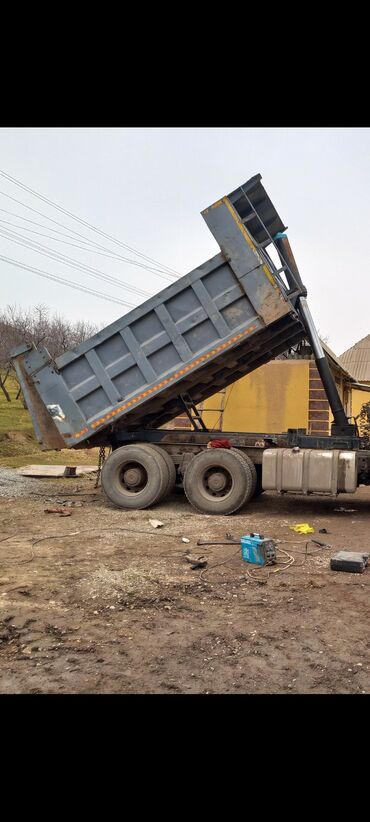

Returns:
321,341,355,381
339,334,370,382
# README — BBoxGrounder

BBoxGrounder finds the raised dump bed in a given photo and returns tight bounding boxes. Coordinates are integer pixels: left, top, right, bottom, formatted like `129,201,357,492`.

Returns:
12,174,306,453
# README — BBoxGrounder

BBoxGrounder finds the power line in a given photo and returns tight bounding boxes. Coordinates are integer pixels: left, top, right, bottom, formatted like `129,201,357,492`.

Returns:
0,207,177,275
0,208,110,248
0,225,153,298
0,253,136,307
0,168,180,277
0,197,177,281
0,216,169,269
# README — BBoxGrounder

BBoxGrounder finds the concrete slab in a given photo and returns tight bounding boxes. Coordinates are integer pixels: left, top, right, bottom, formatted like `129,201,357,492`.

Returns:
17,465,98,477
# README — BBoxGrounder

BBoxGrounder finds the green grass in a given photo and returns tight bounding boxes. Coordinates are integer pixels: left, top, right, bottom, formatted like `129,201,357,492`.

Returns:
0,374,99,467
0,375,34,432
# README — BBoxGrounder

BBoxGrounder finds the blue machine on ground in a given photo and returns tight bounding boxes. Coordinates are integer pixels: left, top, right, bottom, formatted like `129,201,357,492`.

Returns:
241,533,277,565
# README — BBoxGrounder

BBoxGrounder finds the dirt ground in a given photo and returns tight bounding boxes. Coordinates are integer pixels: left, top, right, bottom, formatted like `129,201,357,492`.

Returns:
1,468,369,694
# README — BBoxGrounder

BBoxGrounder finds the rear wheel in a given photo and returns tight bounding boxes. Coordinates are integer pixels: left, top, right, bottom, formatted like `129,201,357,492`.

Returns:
230,449,257,497
101,444,168,509
183,448,253,515
134,443,176,501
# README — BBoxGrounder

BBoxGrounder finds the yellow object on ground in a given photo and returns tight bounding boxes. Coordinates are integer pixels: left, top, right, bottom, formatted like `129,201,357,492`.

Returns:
289,523,315,534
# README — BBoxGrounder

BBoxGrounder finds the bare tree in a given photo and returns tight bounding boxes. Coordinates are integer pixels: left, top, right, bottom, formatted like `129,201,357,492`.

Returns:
0,304,99,400
0,368,11,402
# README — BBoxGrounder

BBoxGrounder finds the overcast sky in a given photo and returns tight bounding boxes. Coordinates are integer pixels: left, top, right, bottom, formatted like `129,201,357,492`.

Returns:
0,127,369,355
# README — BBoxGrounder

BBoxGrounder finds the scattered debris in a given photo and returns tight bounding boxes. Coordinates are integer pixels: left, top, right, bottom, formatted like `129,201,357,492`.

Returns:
289,523,314,534
181,537,190,543
185,554,208,570
149,519,164,529
44,508,72,517
330,551,369,573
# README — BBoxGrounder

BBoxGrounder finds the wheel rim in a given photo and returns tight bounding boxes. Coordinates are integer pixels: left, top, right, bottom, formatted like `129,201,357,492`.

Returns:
202,466,233,498
118,461,148,494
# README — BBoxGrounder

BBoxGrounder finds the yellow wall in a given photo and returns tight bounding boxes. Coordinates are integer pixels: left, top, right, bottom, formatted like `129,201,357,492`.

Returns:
201,360,310,433
352,386,370,422
328,376,355,425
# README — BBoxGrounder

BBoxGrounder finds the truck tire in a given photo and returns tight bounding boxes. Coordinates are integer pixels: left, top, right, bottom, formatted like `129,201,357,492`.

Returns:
183,448,253,515
101,444,168,509
230,448,257,498
132,443,176,501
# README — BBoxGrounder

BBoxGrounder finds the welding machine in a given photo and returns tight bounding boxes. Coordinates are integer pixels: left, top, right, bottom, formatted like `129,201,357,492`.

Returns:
241,533,277,566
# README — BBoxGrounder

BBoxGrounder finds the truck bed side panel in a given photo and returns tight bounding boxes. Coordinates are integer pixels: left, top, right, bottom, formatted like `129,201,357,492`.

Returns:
12,182,306,449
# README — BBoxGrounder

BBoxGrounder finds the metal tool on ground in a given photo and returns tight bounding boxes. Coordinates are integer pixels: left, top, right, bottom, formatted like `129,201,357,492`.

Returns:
241,533,277,565
197,538,240,546
330,551,369,573
310,539,330,548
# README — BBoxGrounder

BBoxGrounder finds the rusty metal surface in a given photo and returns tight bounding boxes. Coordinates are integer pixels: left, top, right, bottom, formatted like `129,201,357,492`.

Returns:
13,355,65,451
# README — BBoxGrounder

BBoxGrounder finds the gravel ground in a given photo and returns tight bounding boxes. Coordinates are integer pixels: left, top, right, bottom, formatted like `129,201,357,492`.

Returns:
0,467,97,498
0,467,52,497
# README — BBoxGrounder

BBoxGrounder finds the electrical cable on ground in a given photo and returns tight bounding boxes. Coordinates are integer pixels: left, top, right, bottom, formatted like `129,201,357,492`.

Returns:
0,526,332,583
243,539,332,583
199,546,242,581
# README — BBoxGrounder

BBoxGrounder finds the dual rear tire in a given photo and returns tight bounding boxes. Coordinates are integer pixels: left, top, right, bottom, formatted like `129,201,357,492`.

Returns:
101,443,175,510
101,444,260,514
183,448,255,515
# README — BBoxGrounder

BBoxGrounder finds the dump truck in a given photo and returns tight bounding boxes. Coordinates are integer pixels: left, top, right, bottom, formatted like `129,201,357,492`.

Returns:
11,174,370,514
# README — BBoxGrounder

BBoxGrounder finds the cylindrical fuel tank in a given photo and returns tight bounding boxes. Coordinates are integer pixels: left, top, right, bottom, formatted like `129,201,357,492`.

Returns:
262,448,358,495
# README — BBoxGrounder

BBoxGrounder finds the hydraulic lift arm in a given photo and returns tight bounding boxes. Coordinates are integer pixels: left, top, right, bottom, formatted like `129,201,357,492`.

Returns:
219,174,354,436
274,232,355,436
